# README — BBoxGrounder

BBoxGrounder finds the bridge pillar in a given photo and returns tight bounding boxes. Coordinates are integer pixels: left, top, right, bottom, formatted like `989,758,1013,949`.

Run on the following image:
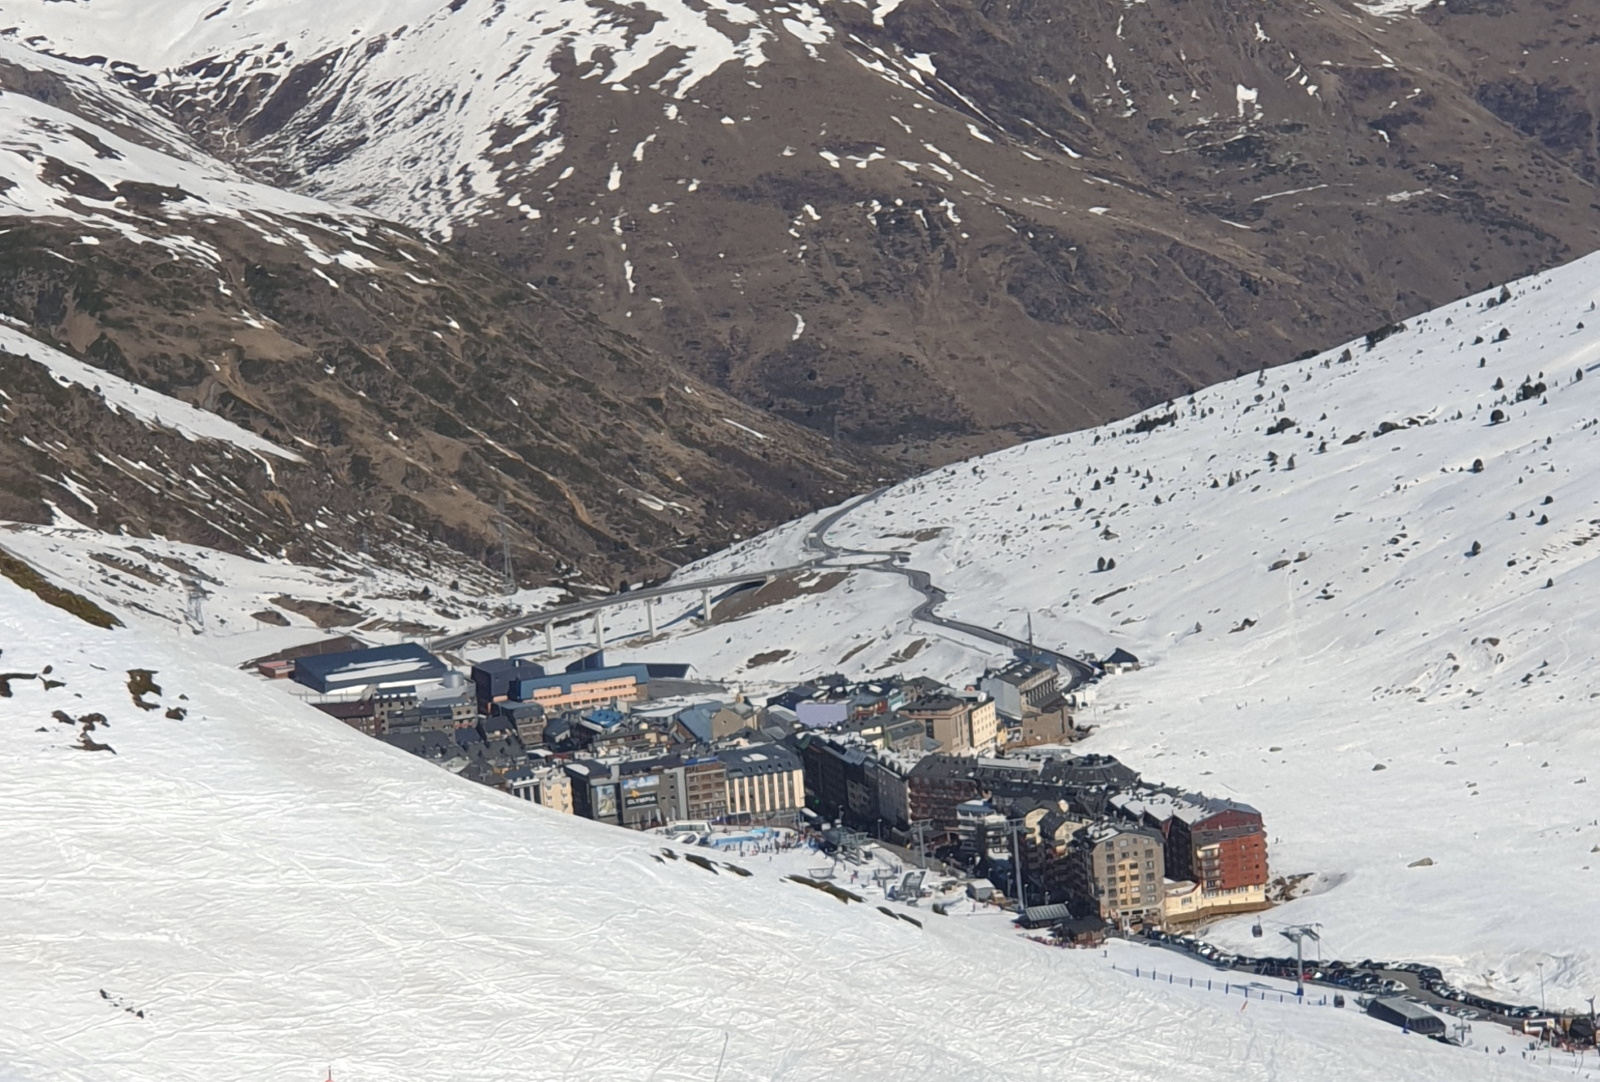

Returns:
646,597,657,637
701,587,712,622
544,621,554,659
594,611,604,650
498,632,508,660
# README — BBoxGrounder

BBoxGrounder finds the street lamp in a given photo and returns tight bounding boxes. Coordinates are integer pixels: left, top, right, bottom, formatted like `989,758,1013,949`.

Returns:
1537,962,1546,1013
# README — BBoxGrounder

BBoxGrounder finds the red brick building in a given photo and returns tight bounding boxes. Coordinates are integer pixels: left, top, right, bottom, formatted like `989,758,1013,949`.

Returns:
1186,809,1269,893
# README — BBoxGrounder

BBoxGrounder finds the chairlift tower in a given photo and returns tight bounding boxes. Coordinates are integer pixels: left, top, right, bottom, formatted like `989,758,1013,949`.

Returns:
1006,816,1028,909
1279,925,1322,998
182,576,206,633
910,819,934,870
497,495,514,595
835,829,870,863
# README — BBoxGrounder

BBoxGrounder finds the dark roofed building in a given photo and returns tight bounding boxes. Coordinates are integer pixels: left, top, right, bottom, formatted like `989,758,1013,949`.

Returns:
1367,997,1446,1036
471,656,546,711
908,753,1140,834
480,715,517,741
981,660,1060,721
1102,648,1141,673
906,755,1042,830
379,729,462,763
494,700,547,745
766,682,819,711
803,736,874,825
1040,754,1140,793
671,702,719,745
1019,903,1074,929
315,698,382,737
293,643,448,696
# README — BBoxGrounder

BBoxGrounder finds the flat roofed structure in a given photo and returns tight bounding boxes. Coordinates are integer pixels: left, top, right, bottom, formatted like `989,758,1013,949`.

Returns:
292,643,448,695
1366,997,1446,1036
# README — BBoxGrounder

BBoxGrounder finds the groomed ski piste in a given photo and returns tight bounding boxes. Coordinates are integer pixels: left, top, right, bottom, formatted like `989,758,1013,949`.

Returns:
0,576,1551,1081
609,249,1600,1012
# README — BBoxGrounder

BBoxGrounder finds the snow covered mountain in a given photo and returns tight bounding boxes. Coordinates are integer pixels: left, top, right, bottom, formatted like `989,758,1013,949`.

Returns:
0,36,877,583
588,246,1600,1010
0,554,1537,1081
6,0,1598,458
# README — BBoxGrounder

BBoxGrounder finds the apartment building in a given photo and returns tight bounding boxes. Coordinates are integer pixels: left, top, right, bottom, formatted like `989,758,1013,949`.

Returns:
1068,822,1167,927
718,744,804,820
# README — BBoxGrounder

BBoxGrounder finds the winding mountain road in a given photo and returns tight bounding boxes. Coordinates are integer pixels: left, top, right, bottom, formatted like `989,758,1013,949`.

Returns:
435,488,1098,689
803,491,1099,689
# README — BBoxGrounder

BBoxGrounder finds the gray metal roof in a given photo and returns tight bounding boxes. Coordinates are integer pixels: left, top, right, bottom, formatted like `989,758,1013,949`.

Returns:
717,743,801,778
1021,903,1074,925
1370,997,1442,1025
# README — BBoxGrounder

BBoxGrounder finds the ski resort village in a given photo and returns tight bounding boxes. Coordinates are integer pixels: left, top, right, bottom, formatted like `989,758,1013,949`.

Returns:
8,248,1600,1079
241,620,1588,1053
10,0,1600,1074
257,635,1279,929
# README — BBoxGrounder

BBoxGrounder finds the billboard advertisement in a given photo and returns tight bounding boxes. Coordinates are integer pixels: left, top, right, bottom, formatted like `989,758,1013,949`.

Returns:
594,783,618,819
621,775,660,810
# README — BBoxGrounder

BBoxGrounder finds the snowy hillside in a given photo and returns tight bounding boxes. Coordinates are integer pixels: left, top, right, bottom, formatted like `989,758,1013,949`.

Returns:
615,249,1600,1008
0,37,374,261
4,0,778,234
0,572,1542,1081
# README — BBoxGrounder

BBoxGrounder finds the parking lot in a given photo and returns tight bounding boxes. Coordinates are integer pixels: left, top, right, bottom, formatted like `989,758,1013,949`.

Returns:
1139,930,1557,1037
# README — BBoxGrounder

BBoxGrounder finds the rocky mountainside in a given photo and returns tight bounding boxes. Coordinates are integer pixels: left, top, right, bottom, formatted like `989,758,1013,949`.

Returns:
0,40,877,585
6,0,1596,464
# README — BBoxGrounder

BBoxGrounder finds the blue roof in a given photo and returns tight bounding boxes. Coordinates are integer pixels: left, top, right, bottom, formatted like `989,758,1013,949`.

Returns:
585,708,626,729
472,656,546,678
292,643,448,694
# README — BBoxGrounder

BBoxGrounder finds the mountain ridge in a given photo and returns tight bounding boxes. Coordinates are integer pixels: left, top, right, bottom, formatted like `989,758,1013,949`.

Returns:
0,37,883,583
10,0,1597,461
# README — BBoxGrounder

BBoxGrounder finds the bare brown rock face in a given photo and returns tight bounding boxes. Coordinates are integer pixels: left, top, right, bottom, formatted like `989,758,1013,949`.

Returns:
0,212,879,585
100,0,1600,468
